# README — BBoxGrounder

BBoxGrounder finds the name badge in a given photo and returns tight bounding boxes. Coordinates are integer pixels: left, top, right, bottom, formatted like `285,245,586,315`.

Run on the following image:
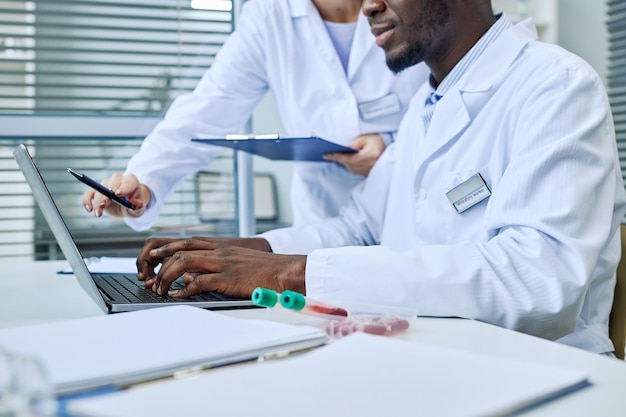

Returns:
445,173,491,213
358,93,402,121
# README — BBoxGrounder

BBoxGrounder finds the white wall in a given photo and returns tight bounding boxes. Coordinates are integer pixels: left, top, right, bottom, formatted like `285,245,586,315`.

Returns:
557,0,608,83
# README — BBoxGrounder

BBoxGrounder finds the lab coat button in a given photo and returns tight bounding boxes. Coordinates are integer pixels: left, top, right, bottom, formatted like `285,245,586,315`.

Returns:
419,188,427,200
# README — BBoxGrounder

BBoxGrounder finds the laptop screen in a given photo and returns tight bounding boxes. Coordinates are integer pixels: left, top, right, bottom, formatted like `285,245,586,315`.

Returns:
14,144,113,311
14,144,253,312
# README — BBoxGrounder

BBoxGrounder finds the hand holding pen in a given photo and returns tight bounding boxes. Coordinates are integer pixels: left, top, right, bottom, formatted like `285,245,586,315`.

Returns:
68,168,135,210
77,171,151,218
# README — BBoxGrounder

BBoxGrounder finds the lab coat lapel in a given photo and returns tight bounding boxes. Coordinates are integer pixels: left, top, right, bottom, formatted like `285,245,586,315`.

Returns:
421,16,538,159
347,13,376,81
421,90,471,158
287,0,308,17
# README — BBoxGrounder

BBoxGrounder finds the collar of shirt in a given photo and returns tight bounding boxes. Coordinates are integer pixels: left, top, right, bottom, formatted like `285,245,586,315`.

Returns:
426,13,512,104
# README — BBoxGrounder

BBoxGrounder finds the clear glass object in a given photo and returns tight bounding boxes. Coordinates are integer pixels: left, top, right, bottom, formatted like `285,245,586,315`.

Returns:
0,348,57,417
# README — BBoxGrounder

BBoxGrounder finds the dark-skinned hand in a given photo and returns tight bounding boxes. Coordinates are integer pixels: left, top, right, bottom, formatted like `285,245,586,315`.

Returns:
136,236,306,299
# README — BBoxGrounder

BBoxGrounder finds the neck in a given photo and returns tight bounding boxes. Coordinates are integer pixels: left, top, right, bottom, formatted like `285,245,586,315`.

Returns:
428,6,496,86
313,0,361,23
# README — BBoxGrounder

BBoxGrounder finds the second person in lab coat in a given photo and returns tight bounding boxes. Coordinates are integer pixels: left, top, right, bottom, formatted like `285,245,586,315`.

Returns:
83,0,428,229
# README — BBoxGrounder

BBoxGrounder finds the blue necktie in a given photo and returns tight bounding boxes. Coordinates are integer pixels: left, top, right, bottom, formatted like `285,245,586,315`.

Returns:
423,91,442,132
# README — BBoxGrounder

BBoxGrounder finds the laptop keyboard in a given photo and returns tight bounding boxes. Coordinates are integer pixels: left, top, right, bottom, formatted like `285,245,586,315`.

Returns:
104,274,180,303
100,274,230,303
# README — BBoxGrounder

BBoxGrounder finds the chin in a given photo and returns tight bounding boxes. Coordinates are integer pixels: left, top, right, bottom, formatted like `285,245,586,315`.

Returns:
386,55,416,74
385,43,424,74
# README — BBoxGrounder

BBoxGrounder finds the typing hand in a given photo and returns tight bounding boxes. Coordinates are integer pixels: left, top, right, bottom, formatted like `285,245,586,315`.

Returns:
136,237,305,299
323,133,386,176
137,237,268,283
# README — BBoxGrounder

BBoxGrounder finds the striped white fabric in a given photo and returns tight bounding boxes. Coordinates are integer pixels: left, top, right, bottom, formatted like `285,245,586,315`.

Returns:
422,13,511,132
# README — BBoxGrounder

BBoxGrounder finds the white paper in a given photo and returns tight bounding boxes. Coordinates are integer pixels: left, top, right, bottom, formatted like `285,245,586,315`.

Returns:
69,333,588,417
59,257,138,274
0,305,326,394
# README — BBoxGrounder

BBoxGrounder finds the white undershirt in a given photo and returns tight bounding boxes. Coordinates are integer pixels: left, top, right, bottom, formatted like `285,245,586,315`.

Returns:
323,20,357,74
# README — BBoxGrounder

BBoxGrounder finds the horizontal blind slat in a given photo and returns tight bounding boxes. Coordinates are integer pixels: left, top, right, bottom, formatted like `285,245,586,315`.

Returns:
0,138,236,260
0,0,232,114
609,0,626,198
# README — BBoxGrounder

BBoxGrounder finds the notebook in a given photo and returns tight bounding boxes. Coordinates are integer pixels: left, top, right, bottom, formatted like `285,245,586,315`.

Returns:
192,135,357,161
0,305,327,394
13,143,253,313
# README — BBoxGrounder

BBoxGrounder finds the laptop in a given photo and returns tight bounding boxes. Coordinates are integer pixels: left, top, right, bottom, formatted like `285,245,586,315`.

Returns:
13,143,253,312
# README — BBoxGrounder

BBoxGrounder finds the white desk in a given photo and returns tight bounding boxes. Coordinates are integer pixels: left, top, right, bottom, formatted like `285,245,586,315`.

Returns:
2,260,626,416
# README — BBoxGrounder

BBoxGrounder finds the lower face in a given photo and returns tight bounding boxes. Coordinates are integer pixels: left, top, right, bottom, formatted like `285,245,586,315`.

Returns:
380,0,451,74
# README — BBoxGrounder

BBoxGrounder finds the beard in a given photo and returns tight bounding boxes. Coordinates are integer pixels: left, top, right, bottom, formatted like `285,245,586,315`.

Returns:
386,41,427,74
385,1,451,74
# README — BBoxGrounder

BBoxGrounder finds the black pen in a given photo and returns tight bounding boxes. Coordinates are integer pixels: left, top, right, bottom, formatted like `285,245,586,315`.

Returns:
67,168,135,210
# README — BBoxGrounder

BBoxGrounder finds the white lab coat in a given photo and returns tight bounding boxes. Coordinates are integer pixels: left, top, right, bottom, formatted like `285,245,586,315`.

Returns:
263,17,626,353
123,0,428,231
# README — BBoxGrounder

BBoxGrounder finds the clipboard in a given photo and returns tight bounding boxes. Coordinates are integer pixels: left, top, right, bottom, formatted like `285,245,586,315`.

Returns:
192,134,357,162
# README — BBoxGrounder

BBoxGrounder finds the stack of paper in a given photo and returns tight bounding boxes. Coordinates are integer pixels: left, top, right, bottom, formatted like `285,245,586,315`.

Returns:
68,332,588,417
0,305,326,394
58,257,138,274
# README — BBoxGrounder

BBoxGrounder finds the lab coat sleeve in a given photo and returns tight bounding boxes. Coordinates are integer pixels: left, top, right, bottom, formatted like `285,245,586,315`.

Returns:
123,1,270,231
261,144,396,254
305,66,623,341
379,132,393,147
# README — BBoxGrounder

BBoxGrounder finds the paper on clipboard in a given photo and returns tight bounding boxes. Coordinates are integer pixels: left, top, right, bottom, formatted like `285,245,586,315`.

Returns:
192,135,357,162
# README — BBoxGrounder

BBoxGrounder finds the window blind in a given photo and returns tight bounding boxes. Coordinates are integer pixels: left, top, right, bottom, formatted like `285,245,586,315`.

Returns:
0,138,237,260
608,0,626,186
0,0,232,114
0,0,240,260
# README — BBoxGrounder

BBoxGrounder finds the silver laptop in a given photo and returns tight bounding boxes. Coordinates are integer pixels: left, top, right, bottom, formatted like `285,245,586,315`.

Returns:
14,143,253,312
